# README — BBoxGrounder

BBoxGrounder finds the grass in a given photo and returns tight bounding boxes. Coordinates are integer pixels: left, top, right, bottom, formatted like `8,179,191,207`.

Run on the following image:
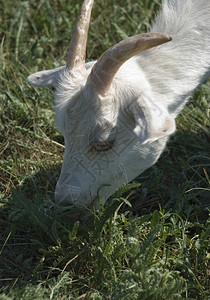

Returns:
0,0,209,299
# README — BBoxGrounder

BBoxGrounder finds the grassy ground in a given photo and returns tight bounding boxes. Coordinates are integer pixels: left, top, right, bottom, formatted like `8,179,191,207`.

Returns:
0,0,209,299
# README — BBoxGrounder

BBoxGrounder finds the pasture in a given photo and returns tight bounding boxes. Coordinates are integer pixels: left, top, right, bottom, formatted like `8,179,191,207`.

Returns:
0,0,209,299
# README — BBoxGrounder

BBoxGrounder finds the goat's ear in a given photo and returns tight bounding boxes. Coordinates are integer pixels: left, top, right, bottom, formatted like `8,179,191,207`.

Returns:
27,66,64,87
130,97,176,144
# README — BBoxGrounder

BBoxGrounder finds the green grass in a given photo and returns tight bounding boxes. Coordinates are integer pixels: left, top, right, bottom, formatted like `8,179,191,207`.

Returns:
0,0,209,299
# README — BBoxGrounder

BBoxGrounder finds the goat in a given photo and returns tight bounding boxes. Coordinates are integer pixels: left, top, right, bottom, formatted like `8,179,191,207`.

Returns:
27,0,210,210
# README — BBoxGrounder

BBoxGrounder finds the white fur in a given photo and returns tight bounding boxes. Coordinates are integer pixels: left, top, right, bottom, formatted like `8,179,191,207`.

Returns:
27,0,210,209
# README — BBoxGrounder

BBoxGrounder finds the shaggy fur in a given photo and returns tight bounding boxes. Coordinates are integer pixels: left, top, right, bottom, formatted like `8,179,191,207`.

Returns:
27,0,210,209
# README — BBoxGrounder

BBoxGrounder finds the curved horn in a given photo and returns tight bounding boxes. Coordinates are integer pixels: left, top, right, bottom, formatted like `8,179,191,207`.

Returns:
87,33,172,95
66,0,94,73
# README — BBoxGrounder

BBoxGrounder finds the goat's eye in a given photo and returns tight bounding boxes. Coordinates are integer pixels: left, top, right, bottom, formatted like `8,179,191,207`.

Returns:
90,139,115,152
89,122,117,153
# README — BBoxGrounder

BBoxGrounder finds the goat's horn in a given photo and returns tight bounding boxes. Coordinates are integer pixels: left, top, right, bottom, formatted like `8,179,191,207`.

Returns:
87,33,172,95
66,0,94,73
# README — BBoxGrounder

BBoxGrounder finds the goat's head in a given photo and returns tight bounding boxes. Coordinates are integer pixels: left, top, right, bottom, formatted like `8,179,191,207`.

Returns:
27,0,175,209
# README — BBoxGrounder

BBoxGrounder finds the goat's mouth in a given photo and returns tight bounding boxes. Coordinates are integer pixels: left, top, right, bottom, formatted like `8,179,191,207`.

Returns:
61,197,99,221
54,181,113,218
54,194,100,219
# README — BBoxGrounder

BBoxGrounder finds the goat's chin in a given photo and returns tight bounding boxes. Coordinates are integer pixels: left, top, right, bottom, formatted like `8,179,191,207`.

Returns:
54,188,114,219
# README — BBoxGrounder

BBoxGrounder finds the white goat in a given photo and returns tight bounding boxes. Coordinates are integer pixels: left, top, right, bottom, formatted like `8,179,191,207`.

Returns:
27,0,210,209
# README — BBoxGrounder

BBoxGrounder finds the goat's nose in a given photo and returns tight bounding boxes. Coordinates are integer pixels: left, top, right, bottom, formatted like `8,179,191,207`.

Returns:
55,174,82,206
